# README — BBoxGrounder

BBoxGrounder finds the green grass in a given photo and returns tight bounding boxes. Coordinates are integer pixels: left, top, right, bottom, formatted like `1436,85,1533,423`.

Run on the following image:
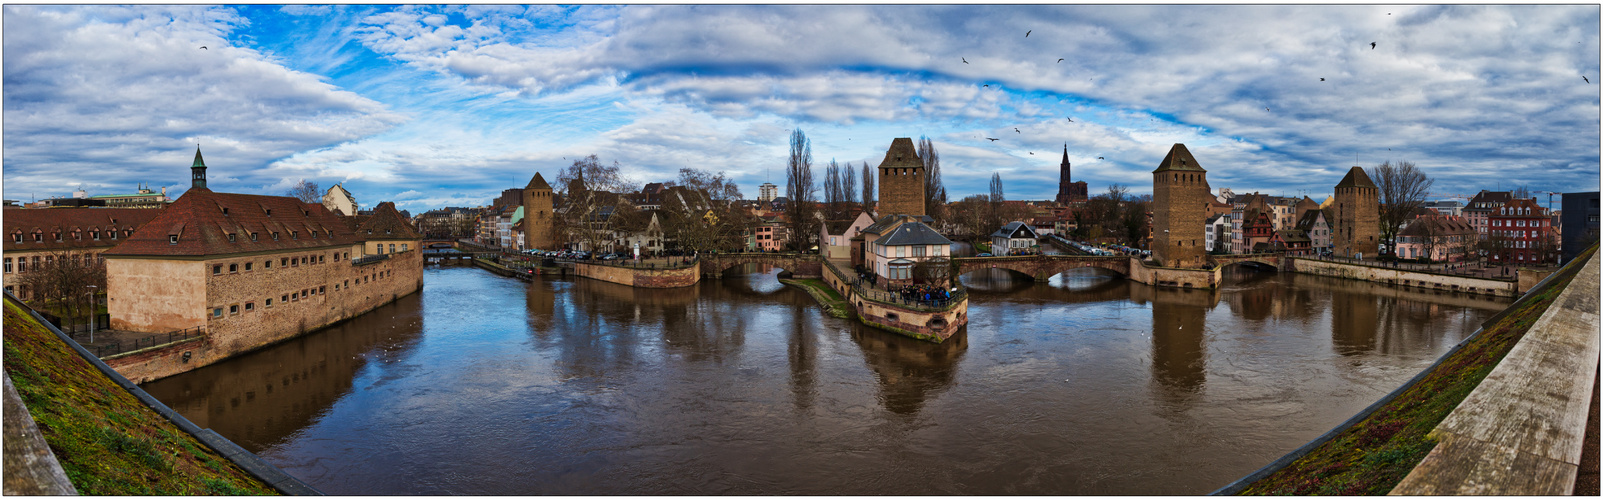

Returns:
2,299,277,495
779,278,852,319
1237,244,1595,495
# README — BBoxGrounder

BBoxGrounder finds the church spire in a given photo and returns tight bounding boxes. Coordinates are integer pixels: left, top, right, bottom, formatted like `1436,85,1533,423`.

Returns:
190,146,208,189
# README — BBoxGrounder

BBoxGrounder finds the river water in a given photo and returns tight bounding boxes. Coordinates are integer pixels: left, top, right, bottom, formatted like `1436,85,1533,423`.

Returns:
142,263,1508,495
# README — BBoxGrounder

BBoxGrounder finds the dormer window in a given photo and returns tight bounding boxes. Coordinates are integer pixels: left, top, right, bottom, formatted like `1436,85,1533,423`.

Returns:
222,207,229,216
291,231,298,239
11,232,20,243
169,235,179,244
272,232,279,240
91,231,99,240
266,209,272,216
227,233,236,242
72,231,81,240
32,232,42,243
250,232,257,241
54,232,61,242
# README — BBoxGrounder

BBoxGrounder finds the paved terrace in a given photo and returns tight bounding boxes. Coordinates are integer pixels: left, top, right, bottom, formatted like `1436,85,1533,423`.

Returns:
1390,251,1599,495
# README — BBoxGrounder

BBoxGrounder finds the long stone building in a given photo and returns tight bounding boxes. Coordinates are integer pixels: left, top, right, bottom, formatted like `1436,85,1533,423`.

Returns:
102,148,421,372
1330,166,1380,258
1151,143,1210,268
3,207,165,301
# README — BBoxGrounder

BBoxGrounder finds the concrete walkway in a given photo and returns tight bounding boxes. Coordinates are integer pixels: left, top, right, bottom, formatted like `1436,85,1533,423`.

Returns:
1390,251,1599,495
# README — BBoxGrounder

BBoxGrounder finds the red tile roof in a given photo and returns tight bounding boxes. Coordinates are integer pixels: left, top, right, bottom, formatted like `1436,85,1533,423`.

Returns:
355,202,422,240
102,188,359,257
3,207,166,252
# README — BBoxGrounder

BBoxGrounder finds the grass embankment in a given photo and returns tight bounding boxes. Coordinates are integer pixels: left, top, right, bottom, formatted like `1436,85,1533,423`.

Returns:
1238,244,1596,495
2,299,277,495
779,278,852,319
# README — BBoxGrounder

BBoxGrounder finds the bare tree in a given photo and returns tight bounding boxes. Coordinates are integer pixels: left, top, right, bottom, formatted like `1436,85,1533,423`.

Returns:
785,128,817,251
15,250,106,327
918,136,947,224
287,179,320,203
1121,194,1152,248
669,168,753,252
913,257,953,287
951,195,992,243
843,163,858,206
557,155,637,252
823,159,845,221
861,162,876,215
1369,160,1434,257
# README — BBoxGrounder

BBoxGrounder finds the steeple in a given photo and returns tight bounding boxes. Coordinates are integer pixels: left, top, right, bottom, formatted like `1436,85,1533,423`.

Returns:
190,146,208,190
1060,144,1071,182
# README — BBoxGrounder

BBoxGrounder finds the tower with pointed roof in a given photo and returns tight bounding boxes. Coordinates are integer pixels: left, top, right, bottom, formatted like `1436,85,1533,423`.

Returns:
1331,166,1379,258
1055,144,1089,204
522,172,554,250
1151,143,1210,268
877,138,925,217
190,147,208,189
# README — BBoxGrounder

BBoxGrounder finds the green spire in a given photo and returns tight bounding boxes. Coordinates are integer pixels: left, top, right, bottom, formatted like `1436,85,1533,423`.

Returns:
191,146,206,168
190,146,208,189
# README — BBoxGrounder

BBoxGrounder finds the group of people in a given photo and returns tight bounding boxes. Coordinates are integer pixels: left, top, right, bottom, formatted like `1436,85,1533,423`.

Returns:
896,283,953,306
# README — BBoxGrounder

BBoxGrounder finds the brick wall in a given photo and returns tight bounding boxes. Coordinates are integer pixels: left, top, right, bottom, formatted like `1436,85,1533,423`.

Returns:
1152,171,1210,268
878,166,925,217
574,262,699,288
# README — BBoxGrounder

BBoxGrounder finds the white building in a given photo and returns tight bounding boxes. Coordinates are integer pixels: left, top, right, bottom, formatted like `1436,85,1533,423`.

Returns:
758,183,779,202
990,221,1039,255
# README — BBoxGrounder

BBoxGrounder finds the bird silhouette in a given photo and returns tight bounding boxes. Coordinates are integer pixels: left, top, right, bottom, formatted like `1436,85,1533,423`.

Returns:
1097,157,1104,160
1067,117,1073,122
983,84,990,88
1029,152,1034,155
1014,128,1020,133
1585,76,1592,83
1057,58,1064,63
1370,42,1376,49
1025,30,1032,37
1265,107,1271,111
199,46,207,50
962,57,968,64
1320,78,1325,81
986,137,999,141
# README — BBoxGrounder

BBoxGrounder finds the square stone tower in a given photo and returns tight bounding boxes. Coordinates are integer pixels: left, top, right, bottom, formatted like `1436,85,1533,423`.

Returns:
877,138,925,217
1331,166,1379,258
522,172,554,250
1151,143,1210,268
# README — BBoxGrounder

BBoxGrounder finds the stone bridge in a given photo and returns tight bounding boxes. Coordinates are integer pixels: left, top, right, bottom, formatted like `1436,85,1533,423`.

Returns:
699,253,823,278
953,255,1133,282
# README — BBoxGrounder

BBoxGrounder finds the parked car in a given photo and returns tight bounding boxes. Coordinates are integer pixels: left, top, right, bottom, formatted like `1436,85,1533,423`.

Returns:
978,252,993,257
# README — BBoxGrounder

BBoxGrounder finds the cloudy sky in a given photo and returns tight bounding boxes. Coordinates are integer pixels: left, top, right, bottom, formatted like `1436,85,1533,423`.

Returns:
3,4,1598,212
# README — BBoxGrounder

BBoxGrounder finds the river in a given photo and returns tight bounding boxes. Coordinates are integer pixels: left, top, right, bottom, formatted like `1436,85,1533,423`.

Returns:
141,263,1508,494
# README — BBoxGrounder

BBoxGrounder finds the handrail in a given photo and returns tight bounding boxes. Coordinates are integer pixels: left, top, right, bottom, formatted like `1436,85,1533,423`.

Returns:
91,325,206,359
351,253,391,266
821,257,966,311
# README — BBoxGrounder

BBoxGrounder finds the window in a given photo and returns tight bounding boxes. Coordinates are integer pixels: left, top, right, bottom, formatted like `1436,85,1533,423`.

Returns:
213,308,223,318
91,231,99,240
912,246,926,257
301,290,308,298
2,258,8,273
282,294,289,303
334,284,340,291
265,260,272,269
250,232,258,241
245,262,253,271
292,257,299,267
378,244,386,255
896,246,905,258
228,233,236,242
229,263,238,273
319,255,325,263
32,232,41,243
344,279,349,287
265,298,273,307
213,264,222,275
401,244,408,252
318,286,325,294
72,231,80,240
281,258,289,266
291,231,298,239
389,244,397,254
10,233,18,243
169,235,179,244
273,232,280,240
301,256,308,265
229,304,239,315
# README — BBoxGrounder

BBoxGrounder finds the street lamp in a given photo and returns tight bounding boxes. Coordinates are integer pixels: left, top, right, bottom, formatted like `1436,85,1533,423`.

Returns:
84,285,98,343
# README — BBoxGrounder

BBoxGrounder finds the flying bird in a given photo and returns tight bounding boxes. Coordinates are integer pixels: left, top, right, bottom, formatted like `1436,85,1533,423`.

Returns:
1014,128,1021,133
1029,152,1035,155
199,46,207,50
1320,78,1325,81
1585,76,1591,83
1370,42,1376,49
1057,58,1064,63
1097,157,1104,160
962,57,969,64
1067,117,1073,122
983,84,990,88
1265,106,1271,111
1026,30,1032,37
986,137,1000,141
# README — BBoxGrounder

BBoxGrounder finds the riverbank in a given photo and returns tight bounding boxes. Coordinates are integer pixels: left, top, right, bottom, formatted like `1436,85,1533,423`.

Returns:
778,278,851,319
2,297,280,495
1223,244,1596,495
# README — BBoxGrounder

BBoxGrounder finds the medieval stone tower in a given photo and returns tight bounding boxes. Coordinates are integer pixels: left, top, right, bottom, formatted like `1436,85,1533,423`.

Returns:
877,138,925,217
1151,143,1210,268
522,172,554,250
1331,166,1379,258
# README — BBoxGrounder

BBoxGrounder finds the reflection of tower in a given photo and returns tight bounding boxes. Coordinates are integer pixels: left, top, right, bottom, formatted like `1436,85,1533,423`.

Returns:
1330,289,1379,355
1151,144,1210,268
522,173,554,250
877,138,925,217
850,323,966,416
788,306,816,411
1149,288,1211,411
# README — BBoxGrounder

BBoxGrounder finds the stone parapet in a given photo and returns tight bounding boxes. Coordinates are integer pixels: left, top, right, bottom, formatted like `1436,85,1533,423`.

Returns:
1290,257,1518,298
574,262,698,288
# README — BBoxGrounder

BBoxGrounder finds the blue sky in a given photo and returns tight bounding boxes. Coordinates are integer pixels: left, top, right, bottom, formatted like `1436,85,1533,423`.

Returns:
4,4,1599,213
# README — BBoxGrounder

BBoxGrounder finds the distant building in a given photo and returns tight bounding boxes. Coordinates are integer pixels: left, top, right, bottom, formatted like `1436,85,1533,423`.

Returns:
321,183,357,216
1054,145,1089,204
820,211,876,260
1205,213,1228,253
1240,194,1276,252
857,215,952,287
1294,209,1332,255
1330,167,1379,258
1464,190,1513,240
1150,143,1210,268
758,183,779,202
1395,216,1474,262
89,184,171,208
990,221,1039,255
1422,199,1465,218
3,207,165,300
1488,198,1554,264
1561,191,1599,264
877,138,925,217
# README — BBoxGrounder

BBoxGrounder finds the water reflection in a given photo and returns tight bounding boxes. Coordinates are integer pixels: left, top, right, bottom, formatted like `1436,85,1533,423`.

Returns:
142,296,425,451
140,263,1512,495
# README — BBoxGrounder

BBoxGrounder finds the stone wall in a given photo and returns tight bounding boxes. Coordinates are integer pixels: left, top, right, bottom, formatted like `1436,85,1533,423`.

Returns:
1128,258,1220,289
106,246,424,383
1518,268,1557,294
1289,258,1516,297
1152,170,1211,268
573,262,698,288
821,258,967,342
107,258,206,333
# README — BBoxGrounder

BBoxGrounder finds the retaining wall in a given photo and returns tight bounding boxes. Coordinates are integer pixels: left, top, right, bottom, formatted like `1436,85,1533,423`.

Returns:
1289,258,1518,298
1128,259,1221,289
573,262,699,288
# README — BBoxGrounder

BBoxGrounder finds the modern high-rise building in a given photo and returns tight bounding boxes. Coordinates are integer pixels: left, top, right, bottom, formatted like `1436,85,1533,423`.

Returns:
758,182,778,202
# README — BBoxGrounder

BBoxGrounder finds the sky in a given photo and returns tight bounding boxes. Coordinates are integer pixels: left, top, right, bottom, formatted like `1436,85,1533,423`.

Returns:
3,4,1599,213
